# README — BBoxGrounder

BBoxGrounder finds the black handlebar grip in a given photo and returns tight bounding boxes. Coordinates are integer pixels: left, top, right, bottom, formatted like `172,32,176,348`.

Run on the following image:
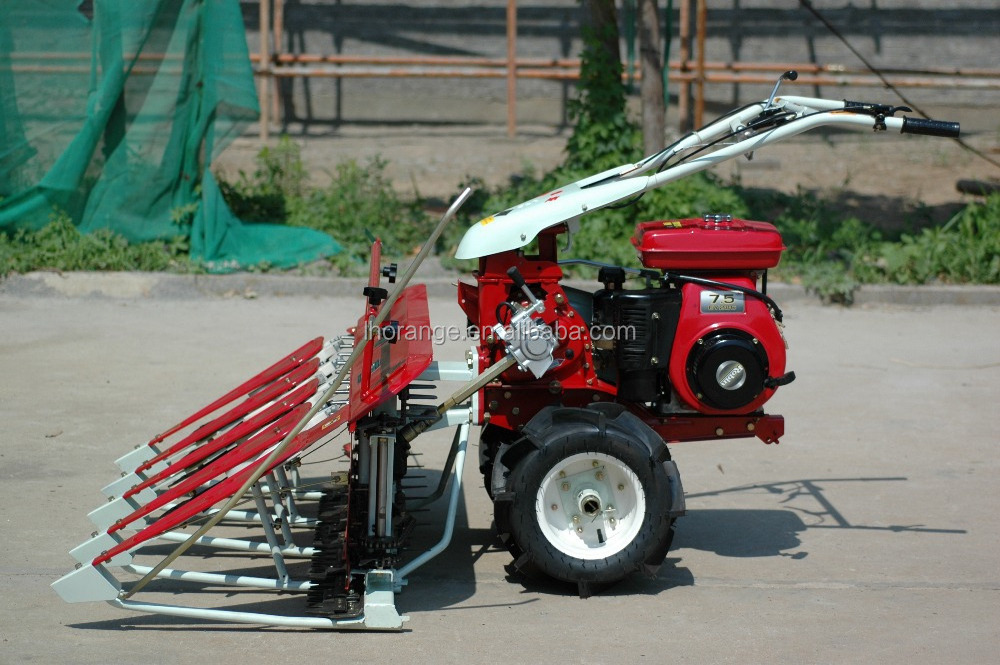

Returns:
506,266,527,289
901,117,960,138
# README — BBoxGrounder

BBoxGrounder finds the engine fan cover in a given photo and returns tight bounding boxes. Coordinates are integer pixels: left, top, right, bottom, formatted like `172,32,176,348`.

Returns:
686,330,768,411
668,281,787,414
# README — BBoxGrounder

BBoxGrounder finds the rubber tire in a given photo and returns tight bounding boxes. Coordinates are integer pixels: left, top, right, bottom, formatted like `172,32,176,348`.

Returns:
496,408,676,587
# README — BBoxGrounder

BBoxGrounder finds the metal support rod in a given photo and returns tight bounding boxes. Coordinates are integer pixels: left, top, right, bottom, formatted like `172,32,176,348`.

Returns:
124,565,311,591
272,466,304,526
397,422,470,584
258,0,271,142
122,188,471,599
664,0,674,109
265,471,298,545
250,482,290,583
506,0,517,137
406,424,464,509
694,0,706,128
108,599,373,630
272,0,284,125
157,531,316,558
200,507,315,527
397,355,515,444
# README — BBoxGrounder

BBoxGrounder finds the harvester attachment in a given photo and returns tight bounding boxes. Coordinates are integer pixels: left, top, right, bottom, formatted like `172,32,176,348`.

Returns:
53,190,476,630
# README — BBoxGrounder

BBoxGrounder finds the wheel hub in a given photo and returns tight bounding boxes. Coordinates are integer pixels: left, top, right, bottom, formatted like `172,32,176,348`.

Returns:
535,452,646,560
577,488,602,516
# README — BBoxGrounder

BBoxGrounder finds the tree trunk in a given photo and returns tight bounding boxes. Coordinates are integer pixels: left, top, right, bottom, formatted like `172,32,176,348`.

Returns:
638,0,665,154
584,0,621,66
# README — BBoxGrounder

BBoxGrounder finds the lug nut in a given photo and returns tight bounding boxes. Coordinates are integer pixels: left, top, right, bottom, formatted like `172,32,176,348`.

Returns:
551,504,559,511
561,482,570,492
617,484,625,491
595,471,605,481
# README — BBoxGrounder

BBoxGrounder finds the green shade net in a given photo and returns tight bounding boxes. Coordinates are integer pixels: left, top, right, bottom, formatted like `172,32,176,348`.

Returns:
0,0,339,269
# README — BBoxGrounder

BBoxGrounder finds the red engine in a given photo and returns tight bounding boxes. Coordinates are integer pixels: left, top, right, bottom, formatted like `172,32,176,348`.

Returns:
458,214,793,446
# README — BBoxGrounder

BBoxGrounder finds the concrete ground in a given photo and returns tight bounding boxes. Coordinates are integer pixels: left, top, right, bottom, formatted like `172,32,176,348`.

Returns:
1,284,998,663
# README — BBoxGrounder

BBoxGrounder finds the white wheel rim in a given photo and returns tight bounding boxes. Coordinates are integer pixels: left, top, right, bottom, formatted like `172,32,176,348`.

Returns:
534,452,646,560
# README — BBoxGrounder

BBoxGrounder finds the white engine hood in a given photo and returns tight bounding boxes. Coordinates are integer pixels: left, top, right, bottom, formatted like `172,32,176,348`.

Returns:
454,164,649,260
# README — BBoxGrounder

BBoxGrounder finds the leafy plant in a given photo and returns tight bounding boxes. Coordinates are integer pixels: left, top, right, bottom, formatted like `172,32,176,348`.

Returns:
286,157,433,275
216,135,307,223
563,19,641,174
0,211,191,275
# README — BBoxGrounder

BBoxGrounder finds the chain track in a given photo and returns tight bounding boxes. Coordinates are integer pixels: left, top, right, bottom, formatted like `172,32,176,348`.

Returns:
305,486,363,618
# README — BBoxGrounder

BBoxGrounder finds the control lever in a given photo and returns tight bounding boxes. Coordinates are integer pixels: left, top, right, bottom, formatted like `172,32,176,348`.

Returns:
764,70,798,110
506,266,544,313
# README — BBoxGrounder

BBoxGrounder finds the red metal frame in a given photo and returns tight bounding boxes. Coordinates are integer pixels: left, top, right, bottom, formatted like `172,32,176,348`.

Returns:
461,223,787,445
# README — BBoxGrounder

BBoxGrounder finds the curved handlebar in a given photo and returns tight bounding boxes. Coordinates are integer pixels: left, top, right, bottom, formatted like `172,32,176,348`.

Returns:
901,117,961,138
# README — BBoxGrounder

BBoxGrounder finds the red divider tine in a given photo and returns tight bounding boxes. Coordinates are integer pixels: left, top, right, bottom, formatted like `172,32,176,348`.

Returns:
135,360,321,475
145,337,324,447
125,379,319,498
108,404,311,535
95,406,348,567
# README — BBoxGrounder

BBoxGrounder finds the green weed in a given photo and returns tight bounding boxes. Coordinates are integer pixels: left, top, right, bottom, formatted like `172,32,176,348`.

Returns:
0,211,191,275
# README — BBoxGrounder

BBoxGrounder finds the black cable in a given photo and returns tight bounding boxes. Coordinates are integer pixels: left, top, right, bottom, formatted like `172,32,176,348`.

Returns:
664,272,784,323
798,0,1000,171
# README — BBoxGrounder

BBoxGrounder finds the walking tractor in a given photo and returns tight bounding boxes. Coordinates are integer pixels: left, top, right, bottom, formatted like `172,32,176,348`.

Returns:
53,76,960,629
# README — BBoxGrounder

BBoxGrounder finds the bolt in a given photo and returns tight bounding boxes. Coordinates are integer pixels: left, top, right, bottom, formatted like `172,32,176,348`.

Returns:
576,527,584,533
561,482,571,491
592,460,600,468
607,505,614,511
558,470,566,478
715,427,725,436
595,471,605,481
554,293,566,305
651,312,660,321
573,514,580,523
592,394,600,401
488,400,499,411
618,484,625,491
512,407,520,415
503,391,512,399
551,504,559,511
746,422,756,432
650,356,659,365
610,517,617,526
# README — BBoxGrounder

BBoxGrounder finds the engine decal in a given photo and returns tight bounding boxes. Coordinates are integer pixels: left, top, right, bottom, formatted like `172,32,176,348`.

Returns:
700,290,746,314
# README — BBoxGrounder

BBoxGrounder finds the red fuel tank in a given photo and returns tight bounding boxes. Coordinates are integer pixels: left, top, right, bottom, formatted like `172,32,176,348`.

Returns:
632,215,786,271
